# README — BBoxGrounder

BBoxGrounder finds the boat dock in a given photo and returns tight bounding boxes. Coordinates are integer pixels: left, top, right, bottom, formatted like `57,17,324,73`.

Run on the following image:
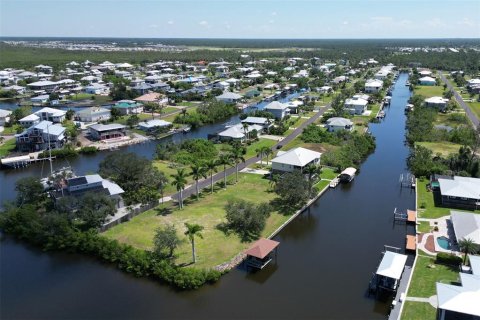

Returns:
1,153,56,169
393,208,417,224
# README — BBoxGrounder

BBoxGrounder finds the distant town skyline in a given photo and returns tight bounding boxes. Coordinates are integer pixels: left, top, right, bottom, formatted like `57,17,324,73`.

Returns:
0,0,479,39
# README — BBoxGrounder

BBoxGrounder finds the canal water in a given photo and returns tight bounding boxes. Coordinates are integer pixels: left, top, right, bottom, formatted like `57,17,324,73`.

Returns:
0,76,414,319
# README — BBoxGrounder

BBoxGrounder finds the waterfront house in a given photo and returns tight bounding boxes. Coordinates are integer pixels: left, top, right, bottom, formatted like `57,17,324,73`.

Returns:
34,107,67,123
19,114,41,128
344,96,369,115
365,79,383,93
131,83,153,95
437,176,480,210
217,123,263,142
30,95,50,105
75,107,111,123
134,92,168,105
15,120,66,152
325,117,354,132
0,109,12,126
27,80,58,93
113,100,144,115
450,211,480,246
215,91,243,104
54,174,125,208
424,96,449,111
265,101,289,120
3,85,26,95
88,123,126,141
419,76,436,86
85,83,109,95
241,117,272,131
271,147,321,173
137,119,172,133
436,254,480,320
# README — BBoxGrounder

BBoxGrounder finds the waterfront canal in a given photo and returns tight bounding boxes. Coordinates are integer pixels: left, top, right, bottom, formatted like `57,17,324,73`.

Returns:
0,75,414,319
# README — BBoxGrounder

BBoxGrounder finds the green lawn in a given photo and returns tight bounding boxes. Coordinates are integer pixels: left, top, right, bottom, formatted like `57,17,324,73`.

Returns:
115,113,153,126
103,173,290,269
1,124,21,135
401,301,436,320
406,256,458,297
314,179,330,190
415,142,462,157
152,160,194,195
162,107,180,114
417,221,431,233
0,138,16,157
414,85,444,98
467,101,480,119
70,93,94,101
244,139,277,158
417,179,479,219
320,167,338,180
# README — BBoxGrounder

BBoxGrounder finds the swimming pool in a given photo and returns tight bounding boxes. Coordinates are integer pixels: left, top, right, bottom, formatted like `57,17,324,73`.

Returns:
437,236,451,250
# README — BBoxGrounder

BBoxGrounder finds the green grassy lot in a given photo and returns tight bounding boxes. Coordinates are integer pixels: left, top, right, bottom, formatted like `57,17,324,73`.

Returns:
416,179,479,219
162,107,181,114
115,113,153,126
162,106,198,123
1,124,21,135
281,136,337,155
0,138,16,157
433,112,468,127
414,85,444,98
214,138,277,159
103,173,291,269
467,101,480,119
320,167,338,180
406,256,458,297
415,141,462,157
401,301,436,320
417,221,431,233
70,93,94,101
152,160,194,196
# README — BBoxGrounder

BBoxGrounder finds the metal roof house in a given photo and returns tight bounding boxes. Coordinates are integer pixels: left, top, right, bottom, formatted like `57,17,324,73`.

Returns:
138,119,172,133
271,147,321,173
438,176,480,210
75,107,111,123
264,101,289,120
425,96,449,111
88,123,126,141
15,120,66,152
113,100,144,115
325,117,354,132
344,97,369,115
450,211,480,246
365,79,383,93
34,107,67,123
215,91,243,104
436,254,480,320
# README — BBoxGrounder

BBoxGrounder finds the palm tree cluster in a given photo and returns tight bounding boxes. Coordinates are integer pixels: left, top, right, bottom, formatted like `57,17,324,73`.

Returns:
170,148,246,209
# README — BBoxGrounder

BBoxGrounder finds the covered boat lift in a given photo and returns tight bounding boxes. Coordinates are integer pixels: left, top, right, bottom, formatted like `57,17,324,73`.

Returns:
339,167,356,182
369,248,408,298
245,238,279,270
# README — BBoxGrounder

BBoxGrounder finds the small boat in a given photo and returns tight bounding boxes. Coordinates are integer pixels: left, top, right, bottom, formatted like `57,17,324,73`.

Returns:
405,81,410,86
182,126,191,133
377,111,386,118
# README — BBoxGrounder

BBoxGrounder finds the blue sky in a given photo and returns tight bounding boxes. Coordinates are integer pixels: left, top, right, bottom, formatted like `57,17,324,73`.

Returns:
1,0,479,38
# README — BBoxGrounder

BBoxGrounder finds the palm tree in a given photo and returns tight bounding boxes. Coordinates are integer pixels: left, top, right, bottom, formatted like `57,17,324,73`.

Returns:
263,147,273,166
304,164,321,197
459,238,477,265
184,222,204,264
217,154,232,189
171,168,188,209
242,122,249,142
265,116,272,134
181,108,187,122
230,148,245,183
256,147,265,167
205,159,218,194
158,104,165,118
190,164,206,200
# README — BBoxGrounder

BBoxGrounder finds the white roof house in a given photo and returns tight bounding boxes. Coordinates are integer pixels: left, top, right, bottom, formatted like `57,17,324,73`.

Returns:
34,107,67,123
19,113,41,127
419,76,436,85
365,79,383,93
425,96,449,110
241,117,270,127
326,117,354,132
436,254,480,319
376,251,408,280
138,119,172,131
439,177,480,201
271,147,321,173
265,101,289,120
217,124,263,141
345,97,368,115
450,211,480,245
215,91,243,104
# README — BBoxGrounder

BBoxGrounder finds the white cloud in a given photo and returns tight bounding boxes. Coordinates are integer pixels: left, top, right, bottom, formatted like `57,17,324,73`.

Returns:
167,20,174,25
199,20,208,26
425,18,445,28
271,11,277,16
342,21,349,25
370,16,393,23
149,24,158,29
457,18,475,27
269,19,275,24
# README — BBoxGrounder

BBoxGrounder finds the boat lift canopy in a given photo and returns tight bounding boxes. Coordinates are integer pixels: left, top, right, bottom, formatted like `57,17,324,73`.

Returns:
376,251,408,280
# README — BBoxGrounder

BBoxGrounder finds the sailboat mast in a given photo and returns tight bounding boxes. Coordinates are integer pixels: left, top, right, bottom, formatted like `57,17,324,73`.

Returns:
47,124,53,176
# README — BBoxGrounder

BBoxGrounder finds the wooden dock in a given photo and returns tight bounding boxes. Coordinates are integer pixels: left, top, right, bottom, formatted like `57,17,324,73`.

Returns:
405,235,416,251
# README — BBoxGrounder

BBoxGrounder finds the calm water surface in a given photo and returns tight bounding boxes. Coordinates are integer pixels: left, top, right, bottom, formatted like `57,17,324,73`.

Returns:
1,77,414,319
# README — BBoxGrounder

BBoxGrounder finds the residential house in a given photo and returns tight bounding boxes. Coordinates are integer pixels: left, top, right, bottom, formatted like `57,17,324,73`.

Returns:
27,80,58,93
0,109,12,126
85,83,109,95
88,123,126,141
437,176,480,210
19,114,41,128
365,79,383,93
345,96,368,115
271,147,321,173
134,92,168,105
217,123,263,142
75,107,111,123
215,91,243,104
34,107,67,123
113,100,144,115
325,117,354,132
436,254,480,320
54,174,125,208
425,96,449,111
30,95,50,105
419,76,436,86
137,119,172,133
15,120,66,152
241,117,272,131
3,85,26,95
265,101,289,120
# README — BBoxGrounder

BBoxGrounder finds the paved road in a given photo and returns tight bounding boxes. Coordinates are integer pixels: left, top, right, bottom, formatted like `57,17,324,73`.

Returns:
438,72,479,129
172,105,332,202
